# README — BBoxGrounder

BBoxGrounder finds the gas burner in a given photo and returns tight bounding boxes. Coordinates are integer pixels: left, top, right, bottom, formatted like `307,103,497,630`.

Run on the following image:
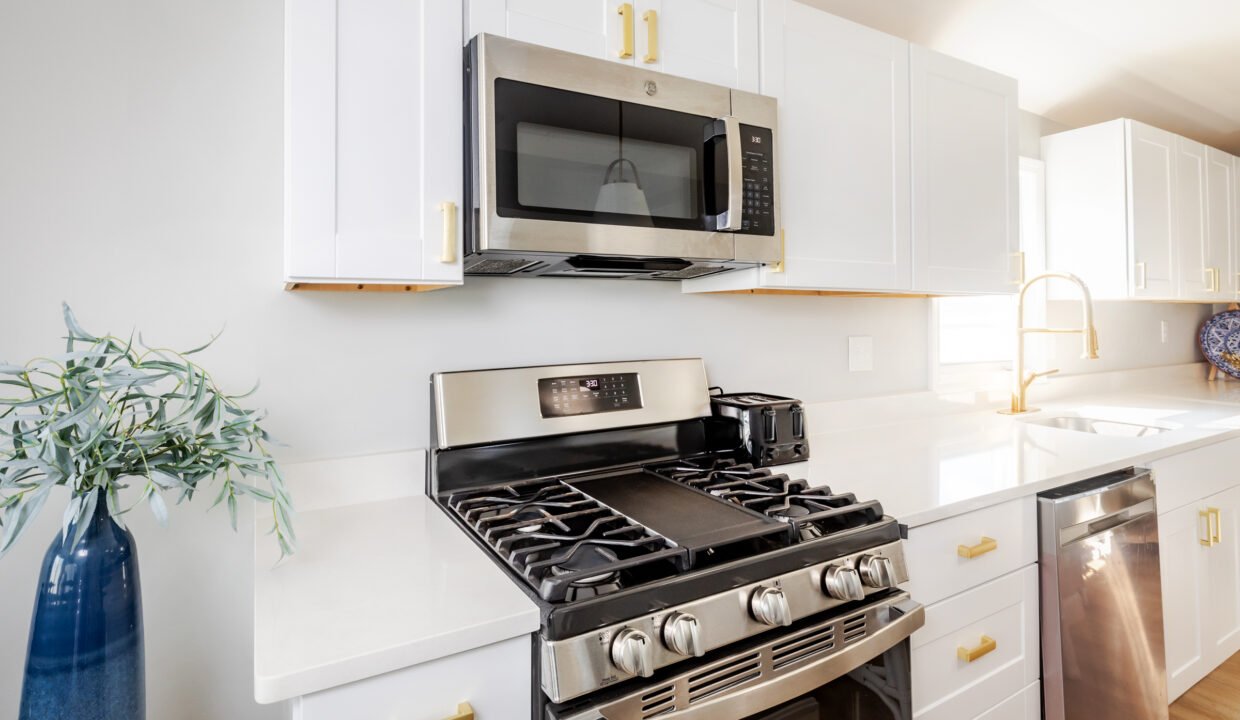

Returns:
447,481,686,602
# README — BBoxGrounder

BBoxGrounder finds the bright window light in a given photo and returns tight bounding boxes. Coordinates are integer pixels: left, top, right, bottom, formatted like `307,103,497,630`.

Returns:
937,296,1015,365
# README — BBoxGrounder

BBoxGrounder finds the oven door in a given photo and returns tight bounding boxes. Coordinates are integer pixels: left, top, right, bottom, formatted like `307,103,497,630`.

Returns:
468,34,774,262
546,592,923,720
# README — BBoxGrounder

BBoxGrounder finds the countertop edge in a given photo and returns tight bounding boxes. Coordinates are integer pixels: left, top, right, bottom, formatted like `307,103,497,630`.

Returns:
254,606,539,704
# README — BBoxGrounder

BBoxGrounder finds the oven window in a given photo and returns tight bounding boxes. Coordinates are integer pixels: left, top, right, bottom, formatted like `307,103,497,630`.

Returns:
495,79,707,230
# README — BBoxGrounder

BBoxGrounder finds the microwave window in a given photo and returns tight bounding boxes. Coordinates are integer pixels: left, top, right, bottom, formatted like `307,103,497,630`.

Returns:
494,79,709,231
516,122,696,220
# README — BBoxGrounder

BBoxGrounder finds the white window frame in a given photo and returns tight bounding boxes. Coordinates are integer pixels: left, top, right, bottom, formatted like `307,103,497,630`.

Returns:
929,157,1047,393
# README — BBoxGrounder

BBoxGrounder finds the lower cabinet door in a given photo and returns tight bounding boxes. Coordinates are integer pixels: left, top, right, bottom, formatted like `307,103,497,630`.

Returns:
910,565,1039,720
975,681,1040,720
1205,485,1240,669
1159,501,1210,701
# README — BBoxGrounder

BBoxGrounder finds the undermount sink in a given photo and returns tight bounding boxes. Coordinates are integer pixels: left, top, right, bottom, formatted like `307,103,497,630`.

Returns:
1028,415,1169,437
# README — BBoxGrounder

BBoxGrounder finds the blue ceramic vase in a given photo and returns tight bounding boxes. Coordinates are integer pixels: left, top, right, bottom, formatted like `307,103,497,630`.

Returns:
19,499,145,720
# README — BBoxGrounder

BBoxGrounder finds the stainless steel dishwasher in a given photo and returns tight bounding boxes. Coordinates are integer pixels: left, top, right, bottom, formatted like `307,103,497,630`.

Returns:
1039,467,1167,720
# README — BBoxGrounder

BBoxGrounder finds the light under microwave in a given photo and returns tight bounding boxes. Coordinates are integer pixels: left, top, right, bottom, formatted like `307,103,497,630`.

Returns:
464,34,780,280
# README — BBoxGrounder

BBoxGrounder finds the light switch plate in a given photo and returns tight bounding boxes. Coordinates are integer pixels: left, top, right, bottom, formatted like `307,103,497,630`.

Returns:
848,336,874,372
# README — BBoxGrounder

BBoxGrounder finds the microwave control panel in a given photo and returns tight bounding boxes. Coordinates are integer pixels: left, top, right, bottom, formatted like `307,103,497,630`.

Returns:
538,373,643,418
740,124,775,235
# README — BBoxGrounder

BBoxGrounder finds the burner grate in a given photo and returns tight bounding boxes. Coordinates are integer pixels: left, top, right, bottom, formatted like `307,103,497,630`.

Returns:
448,481,687,602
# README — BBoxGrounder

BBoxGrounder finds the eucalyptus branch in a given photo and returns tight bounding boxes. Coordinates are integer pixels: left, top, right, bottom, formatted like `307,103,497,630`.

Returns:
0,304,295,559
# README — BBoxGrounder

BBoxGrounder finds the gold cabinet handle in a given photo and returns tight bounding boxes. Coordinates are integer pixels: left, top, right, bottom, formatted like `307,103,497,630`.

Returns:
1201,508,1221,547
445,702,474,720
1212,267,1221,293
440,201,457,264
1012,251,1025,285
1135,261,1147,290
617,3,634,58
957,537,998,559
642,9,658,63
768,228,786,273
957,635,997,663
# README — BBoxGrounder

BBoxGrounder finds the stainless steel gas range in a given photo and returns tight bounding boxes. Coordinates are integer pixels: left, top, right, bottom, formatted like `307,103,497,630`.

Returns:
428,359,924,719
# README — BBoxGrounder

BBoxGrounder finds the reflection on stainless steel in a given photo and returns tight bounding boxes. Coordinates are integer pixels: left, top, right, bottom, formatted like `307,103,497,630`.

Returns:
1039,468,1167,720
556,593,924,720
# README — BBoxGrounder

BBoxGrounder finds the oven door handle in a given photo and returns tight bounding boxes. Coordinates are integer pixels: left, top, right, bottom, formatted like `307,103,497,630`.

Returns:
658,598,924,720
705,116,744,232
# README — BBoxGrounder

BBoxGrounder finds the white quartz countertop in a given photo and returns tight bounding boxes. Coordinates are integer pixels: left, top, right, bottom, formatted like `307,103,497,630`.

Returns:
253,371,1240,704
808,382,1240,527
253,493,539,704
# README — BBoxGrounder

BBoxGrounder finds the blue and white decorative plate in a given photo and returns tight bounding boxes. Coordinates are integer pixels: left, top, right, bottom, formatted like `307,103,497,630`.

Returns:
1200,310,1240,380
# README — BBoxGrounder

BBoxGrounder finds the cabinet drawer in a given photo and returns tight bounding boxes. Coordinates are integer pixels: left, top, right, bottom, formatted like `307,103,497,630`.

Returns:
911,565,1039,720
1151,438,1240,515
905,497,1036,605
974,680,1040,720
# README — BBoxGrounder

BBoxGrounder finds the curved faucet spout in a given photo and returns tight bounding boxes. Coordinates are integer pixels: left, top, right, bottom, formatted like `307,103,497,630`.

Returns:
1001,271,1100,415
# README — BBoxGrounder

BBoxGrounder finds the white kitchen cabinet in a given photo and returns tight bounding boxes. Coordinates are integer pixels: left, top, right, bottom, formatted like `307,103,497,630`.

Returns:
1159,500,1210,700
909,46,1019,294
1042,119,1240,302
911,565,1040,720
1207,147,1238,299
285,0,464,289
466,0,759,91
1152,439,1240,701
974,681,1040,720
684,1,1017,296
288,635,530,720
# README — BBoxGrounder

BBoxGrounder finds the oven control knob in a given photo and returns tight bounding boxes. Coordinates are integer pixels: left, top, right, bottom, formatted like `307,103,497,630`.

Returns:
749,586,792,627
822,564,865,601
662,612,704,657
857,554,897,589
610,627,655,678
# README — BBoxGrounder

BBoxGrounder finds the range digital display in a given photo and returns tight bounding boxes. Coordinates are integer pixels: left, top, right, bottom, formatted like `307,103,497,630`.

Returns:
538,373,642,418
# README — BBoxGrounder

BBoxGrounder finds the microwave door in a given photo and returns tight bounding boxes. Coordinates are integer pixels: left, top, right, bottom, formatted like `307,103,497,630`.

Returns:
704,116,743,232
482,78,737,261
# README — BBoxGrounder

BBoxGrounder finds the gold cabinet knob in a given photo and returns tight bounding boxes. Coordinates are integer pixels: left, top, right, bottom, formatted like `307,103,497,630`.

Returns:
445,702,474,720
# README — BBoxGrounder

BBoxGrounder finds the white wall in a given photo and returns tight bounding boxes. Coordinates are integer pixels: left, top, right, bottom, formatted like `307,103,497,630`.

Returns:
0,2,1210,719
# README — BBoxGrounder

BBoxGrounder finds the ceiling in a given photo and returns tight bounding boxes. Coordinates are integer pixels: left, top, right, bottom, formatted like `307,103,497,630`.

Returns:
805,0,1240,153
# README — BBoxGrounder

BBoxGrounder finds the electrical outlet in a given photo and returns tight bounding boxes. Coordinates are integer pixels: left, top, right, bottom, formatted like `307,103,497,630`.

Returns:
848,336,874,372
1160,320,1168,344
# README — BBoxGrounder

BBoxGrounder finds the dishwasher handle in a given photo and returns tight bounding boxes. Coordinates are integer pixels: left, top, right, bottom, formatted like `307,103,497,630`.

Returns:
1058,497,1156,546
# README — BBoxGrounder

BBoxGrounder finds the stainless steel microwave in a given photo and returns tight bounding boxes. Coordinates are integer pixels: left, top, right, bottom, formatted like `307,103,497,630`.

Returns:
463,34,780,280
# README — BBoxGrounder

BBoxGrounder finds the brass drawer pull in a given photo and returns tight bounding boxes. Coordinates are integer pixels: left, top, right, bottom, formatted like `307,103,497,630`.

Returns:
1212,507,1222,546
957,635,997,663
617,3,634,59
440,201,457,264
1202,509,1215,546
957,537,998,559
445,702,474,720
642,9,658,63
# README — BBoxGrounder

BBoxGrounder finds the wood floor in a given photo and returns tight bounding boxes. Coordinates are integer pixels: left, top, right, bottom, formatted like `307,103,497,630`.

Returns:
1171,651,1240,719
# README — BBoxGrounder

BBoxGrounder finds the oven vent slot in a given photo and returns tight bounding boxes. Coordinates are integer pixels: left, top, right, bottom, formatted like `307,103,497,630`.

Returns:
772,626,836,670
842,612,868,645
640,685,676,718
687,651,761,703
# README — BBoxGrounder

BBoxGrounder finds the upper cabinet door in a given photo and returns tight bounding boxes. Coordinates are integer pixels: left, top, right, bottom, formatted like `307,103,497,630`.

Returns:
759,0,911,290
1126,121,1178,299
910,46,1019,294
466,0,635,63
1206,147,1237,299
635,0,759,91
1174,137,1209,299
286,0,464,284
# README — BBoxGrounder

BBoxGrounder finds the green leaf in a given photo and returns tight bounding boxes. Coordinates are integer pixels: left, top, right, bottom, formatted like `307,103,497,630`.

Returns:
62,303,98,342
148,491,168,527
69,488,99,550
0,486,50,558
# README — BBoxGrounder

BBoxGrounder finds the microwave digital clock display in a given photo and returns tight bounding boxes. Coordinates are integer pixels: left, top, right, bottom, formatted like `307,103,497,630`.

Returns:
538,373,642,418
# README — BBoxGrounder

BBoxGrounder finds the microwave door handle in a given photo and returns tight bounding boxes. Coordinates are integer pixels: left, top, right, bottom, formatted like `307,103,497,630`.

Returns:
705,116,744,232
723,116,743,231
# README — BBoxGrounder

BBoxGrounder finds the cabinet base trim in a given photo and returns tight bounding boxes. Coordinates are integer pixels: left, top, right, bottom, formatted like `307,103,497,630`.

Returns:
284,282,457,293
